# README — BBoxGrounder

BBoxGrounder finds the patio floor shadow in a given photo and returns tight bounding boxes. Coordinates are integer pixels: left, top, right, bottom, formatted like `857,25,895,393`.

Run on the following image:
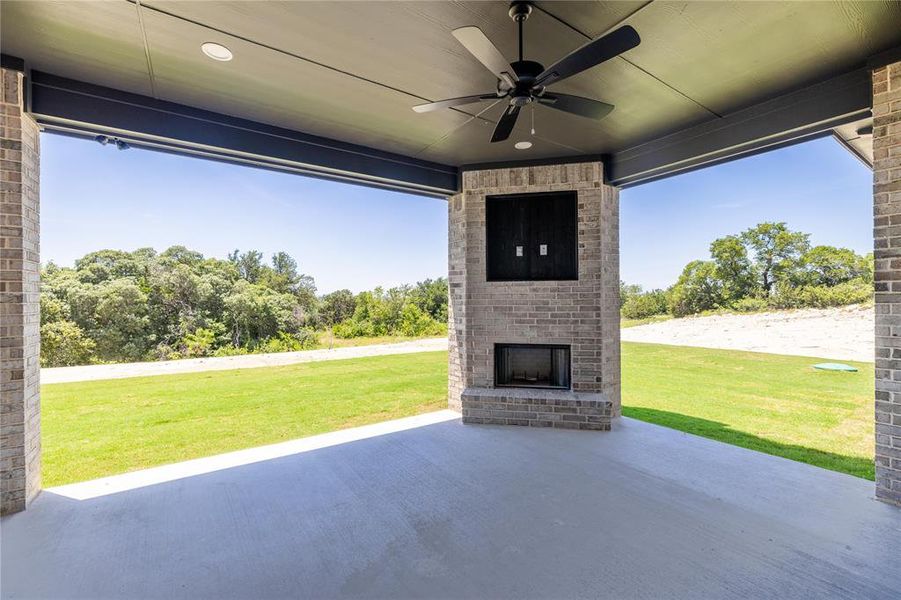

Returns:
2,413,899,599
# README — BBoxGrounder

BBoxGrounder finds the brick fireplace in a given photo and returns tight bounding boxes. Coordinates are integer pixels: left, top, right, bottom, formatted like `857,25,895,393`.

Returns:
448,162,620,430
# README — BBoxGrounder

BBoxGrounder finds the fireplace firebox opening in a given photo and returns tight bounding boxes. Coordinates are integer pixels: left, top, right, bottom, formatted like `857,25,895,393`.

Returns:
495,344,571,390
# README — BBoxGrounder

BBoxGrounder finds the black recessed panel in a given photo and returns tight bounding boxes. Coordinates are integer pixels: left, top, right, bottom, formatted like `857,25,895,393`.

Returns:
485,191,578,281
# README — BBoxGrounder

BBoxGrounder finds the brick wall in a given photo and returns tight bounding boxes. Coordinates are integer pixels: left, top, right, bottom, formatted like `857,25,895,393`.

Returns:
1,68,41,515
874,60,901,506
447,162,620,423
448,191,467,413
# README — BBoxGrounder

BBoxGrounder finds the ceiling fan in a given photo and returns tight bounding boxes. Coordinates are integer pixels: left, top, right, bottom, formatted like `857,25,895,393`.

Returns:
412,1,640,143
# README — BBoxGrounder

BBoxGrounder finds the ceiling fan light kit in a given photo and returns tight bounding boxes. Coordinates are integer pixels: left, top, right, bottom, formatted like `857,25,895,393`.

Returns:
412,1,640,143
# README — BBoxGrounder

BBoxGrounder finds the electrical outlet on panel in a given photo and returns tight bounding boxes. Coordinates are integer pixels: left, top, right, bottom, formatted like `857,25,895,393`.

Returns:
539,244,548,256
516,246,523,257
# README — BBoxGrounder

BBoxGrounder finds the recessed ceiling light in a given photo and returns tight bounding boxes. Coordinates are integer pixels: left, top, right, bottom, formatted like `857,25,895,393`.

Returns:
514,141,533,150
201,42,233,62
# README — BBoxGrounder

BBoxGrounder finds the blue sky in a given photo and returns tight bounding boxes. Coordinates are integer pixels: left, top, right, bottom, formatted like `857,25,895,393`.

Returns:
620,136,872,289
41,133,871,293
41,134,448,294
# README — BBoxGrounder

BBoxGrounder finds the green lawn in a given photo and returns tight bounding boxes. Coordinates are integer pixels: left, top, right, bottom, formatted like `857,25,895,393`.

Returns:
42,343,874,486
622,342,874,479
42,352,447,486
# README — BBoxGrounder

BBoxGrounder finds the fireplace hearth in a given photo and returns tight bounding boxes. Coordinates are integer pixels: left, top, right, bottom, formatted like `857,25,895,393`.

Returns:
495,344,570,389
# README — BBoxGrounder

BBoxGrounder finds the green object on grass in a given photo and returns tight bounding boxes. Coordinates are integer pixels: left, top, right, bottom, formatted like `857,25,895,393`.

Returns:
813,363,858,372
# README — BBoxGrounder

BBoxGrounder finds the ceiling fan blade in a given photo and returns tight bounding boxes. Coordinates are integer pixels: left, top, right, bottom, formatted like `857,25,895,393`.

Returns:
490,105,521,143
413,94,498,113
534,25,640,88
538,93,614,120
452,26,519,87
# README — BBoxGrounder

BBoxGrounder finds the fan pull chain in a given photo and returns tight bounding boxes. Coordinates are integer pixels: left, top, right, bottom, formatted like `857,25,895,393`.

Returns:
531,104,535,136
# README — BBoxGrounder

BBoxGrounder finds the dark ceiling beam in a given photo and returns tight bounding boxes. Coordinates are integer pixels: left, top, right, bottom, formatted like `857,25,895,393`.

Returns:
868,44,901,70
27,70,459,198
21,64,877,194
607,68,872,187
1,53,25,72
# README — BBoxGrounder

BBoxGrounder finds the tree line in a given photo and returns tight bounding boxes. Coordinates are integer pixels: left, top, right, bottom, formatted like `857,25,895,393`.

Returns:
41,222,870,366
621,222,873,319
40,246,447,367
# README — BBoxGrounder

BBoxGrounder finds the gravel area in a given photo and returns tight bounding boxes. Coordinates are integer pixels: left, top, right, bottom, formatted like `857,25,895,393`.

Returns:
42,338,449,384
621,305,873,362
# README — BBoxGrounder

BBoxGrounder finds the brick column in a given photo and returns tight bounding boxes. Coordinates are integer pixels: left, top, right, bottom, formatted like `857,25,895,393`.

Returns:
1,68,41,515
874,60,901,506
447,191,468,413
447,162,620,427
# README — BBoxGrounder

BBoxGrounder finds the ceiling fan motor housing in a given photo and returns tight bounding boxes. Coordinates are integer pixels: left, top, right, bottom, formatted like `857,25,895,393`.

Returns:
507,60,545,104
511,60,544,82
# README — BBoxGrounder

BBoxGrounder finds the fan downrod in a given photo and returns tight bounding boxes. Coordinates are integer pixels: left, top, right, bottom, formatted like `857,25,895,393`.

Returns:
505,1,541,105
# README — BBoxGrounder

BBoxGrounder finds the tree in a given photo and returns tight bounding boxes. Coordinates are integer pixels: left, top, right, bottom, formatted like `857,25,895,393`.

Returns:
346,289,389,335
42,267,87,321
75,249,145,285
799,245,870,287
320,289,356,326
39,244,452,364
667,260,724,317
196,271,235,325
621,289,667,319
222,281,302,348
409,278,448,322
270,252,296,277
147,263,203,349
332,284,447,339
399,303,445,336
740,222,809,296
228,249,265,283
67,278,150,362
182,327,220,358
264,252,300,294
131,247,158,263
620,281,643,307
863,252,874,284
709,235,757,303
40,293,71,326
40,321,96,367
159,245,204,267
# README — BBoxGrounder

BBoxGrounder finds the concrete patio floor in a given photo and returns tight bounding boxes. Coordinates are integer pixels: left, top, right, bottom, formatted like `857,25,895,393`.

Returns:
2,412,899,599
